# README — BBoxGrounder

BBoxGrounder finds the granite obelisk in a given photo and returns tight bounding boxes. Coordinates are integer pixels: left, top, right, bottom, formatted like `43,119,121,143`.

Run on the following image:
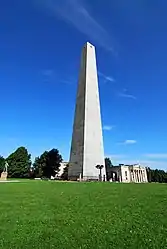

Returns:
68,42,106,181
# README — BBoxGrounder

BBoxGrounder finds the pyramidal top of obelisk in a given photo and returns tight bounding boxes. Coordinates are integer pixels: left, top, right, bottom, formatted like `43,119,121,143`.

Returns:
68,42,106,181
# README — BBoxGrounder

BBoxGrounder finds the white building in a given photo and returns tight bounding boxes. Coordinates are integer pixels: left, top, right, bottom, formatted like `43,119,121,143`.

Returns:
107,164,148,183
58,162,148,183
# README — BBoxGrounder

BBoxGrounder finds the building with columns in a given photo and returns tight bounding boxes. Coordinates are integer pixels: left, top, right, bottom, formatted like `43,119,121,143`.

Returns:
107,164,148,183
58,162,148,182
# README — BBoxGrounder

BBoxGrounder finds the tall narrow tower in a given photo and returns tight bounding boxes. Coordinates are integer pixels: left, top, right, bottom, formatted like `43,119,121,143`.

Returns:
68,42,106,181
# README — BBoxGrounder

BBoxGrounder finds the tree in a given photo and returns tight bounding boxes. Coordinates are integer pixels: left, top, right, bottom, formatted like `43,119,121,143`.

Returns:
0,155,5,175
105,158,113,168
96,164,104,181
105,157,113,181
33,149,63,178
61,164,69,180
33,156,43,178
7,147,31,178
146,167,167,183
146,167,152,183
45,149,62,177
33,152,48,178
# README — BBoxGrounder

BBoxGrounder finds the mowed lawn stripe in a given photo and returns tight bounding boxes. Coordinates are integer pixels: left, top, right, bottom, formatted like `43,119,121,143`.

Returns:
0,182,166,249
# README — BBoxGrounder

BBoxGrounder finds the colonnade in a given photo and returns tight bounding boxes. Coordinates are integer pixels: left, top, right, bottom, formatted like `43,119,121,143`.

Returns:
130,169,147,183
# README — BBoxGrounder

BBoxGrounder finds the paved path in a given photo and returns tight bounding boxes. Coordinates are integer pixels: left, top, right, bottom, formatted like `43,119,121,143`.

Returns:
0,180,20,183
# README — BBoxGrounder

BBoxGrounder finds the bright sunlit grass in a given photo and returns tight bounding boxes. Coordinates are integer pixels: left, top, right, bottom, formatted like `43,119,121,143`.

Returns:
0,181,166,249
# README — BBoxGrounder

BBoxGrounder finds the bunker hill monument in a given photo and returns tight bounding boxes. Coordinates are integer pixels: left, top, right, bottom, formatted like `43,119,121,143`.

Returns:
68,42,106,181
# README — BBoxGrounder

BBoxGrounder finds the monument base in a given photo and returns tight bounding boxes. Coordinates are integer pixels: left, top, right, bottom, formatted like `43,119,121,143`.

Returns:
0,172,7,181
82,176,99,182
68,175,99,182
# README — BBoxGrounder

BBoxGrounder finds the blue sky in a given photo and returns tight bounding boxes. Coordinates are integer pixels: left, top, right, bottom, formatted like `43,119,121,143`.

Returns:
0,0,167,170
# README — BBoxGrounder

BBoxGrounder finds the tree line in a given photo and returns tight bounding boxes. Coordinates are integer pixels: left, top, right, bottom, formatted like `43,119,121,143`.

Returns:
0,147,63,179
0,149,167,182
146,167,167,183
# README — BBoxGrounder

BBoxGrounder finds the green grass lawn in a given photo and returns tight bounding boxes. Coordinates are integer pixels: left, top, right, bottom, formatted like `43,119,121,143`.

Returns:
0,181,167,249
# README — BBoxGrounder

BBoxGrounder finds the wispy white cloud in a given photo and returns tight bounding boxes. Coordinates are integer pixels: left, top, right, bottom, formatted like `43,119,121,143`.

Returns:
118,92,136,100
144,153,167,159
98,72,115,83
118,88,136,100
124,140,137,144
119,139,137,145
37,0,113,51
103,125,114,131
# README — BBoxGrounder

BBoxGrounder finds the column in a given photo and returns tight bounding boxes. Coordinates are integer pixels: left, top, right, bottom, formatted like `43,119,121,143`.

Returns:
130,170,133,182
139,170,142,182
140,170,143,182
137,170,140,182
134,170,137,183
133,170,135,182
136,170,138,183
132,170,134,182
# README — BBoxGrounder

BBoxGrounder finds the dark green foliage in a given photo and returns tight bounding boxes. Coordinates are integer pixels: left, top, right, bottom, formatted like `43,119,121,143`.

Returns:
61,164,69,180
33,156,42,178
0,155,5,174
6,147,31,178
45,149,62,178
105,157,113,181
33,149,63,178
147,167,152,182
105,157,113,168
146,167,167,183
